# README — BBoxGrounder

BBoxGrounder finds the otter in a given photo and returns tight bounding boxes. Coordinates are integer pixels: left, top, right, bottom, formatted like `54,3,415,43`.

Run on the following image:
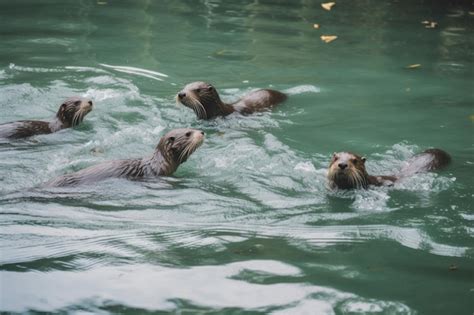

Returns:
0,97,93,139
176,81,287,119
45,128,205,187
327,149,451,190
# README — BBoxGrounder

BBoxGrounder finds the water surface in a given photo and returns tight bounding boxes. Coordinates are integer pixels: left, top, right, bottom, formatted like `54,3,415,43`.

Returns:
0,0,473,314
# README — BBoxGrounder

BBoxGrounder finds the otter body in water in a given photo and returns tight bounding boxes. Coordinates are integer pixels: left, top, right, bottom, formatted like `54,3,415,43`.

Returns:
327,149,451,190
0,97,93,139
177,81,287,119
45,128,205,187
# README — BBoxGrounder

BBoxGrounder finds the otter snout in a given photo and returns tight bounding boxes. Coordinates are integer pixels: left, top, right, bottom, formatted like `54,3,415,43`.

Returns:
81,99,94,112
178,92,186,99
338,163,348,170
193,129,205,143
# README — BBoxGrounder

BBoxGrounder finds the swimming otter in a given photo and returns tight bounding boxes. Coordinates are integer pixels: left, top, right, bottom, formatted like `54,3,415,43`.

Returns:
45,128,205,187
176,81,287,119
0,97,93,139
327,149,451,190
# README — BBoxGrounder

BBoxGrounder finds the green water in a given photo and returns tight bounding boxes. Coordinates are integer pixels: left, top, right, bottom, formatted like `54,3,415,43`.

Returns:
1,0,473,314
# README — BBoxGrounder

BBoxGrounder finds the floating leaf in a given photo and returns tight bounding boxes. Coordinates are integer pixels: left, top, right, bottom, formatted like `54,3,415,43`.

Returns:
425,22,438,28
422,20,438,28
313,23,320,29
469,115,474,122
406,64,421,69
321,35,337,43
321,2,335,11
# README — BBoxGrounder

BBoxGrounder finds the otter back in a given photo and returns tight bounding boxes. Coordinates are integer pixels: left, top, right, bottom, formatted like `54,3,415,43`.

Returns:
0,121,52,139
400,148,451,177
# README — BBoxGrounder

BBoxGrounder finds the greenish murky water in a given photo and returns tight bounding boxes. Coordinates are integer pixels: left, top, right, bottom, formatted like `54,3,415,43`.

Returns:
1,0,473,314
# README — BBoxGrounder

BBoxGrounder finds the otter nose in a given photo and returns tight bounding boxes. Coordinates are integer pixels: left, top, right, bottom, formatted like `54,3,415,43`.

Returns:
338,163,348,170
178,92,186,99
88,100,93,106
200,131,205,135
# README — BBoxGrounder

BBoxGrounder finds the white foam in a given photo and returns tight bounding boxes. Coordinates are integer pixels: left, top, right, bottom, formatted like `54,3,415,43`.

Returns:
100,63,169,79
283,85,320,95
65,66,109,73
294,161,317,173
8,63,63,73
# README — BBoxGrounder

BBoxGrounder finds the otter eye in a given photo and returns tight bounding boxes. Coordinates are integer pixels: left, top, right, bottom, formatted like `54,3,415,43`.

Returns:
168,136,175,143
74,100,81,106
351,158,357,164
195,88,201,93
185,131,192,137
207,86,214,91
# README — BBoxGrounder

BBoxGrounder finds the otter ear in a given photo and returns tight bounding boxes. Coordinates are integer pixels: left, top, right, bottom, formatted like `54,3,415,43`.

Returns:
57,103,67,115
361,157,367,163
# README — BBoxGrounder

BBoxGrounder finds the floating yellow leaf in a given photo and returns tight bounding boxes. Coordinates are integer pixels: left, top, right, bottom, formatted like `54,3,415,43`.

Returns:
406,64,421,69
469,115,474,122
321,35,337,43
313,23,320,29
422,20,438,28
321,2,335,11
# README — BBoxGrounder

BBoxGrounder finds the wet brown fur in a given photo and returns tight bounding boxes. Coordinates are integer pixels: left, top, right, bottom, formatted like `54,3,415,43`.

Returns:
45,128,205,187
327,149,450,190
0,97,93,139
177,81,287,119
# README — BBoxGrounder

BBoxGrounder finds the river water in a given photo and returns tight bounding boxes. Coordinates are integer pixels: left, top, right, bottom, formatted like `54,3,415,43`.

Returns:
1,0,473,314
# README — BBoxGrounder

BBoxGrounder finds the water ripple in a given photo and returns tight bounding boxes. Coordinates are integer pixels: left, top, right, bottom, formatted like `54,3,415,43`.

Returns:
0,261,414,314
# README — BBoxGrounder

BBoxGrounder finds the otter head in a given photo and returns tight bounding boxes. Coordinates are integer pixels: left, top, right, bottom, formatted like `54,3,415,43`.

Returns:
176,82,223,119
327,152,369,190
157,128,205,172
56,97,93,128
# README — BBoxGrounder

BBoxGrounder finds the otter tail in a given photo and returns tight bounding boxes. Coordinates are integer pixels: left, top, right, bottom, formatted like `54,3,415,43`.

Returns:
400,148,451,177
268,89,287,104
